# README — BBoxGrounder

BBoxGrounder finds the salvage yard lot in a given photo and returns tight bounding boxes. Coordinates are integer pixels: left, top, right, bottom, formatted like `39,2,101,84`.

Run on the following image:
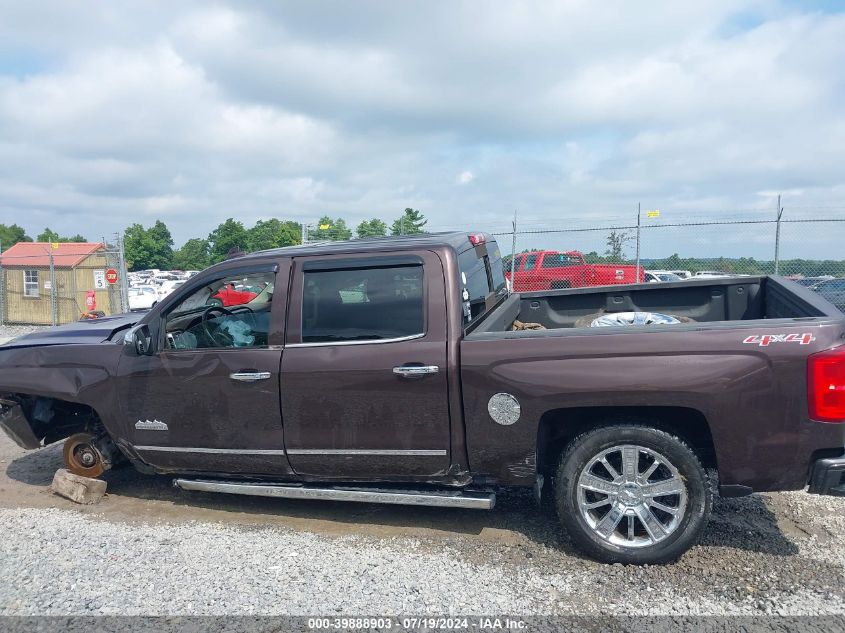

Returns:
0,432,842,616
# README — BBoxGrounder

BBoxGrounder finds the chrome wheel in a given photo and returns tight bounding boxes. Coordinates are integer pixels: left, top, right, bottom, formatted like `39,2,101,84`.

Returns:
576,444,687,548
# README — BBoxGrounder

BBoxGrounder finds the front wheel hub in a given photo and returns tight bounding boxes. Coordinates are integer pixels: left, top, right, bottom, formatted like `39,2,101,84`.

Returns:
63,433,107,478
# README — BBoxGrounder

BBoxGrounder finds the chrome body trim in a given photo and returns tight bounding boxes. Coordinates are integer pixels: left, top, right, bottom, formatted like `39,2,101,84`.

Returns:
174,479,495,510
286,448,447,456
134,446,287,455
286,332,425,348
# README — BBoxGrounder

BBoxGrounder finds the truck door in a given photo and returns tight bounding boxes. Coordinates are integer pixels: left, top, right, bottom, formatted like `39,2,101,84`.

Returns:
280,251,451,479
115,261,293,477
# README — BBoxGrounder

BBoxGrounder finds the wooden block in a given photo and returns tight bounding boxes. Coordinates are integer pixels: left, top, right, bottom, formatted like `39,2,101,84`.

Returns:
50,468,107,504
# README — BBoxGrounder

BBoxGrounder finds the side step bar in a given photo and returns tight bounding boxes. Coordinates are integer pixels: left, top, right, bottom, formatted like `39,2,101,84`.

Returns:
173,479,495,510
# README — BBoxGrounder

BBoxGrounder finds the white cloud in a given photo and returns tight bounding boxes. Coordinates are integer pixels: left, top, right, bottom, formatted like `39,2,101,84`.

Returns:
0,1,843,258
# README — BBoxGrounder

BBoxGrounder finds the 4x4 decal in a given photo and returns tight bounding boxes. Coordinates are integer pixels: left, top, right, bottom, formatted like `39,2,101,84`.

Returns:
742,333,816,347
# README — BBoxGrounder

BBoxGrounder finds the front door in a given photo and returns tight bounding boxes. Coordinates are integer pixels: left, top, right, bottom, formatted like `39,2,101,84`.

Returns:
280,251,451,479
115,261,293,477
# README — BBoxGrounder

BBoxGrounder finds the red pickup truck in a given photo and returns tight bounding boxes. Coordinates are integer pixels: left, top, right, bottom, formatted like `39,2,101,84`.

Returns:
507,250,644,291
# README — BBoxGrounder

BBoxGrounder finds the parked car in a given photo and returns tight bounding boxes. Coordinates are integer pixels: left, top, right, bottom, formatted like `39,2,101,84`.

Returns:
811,278,845,311
1,232,844,565
208,282,259,307
506,250,644,291
645,270,684,283
693,270,732,278
156,280,186,299
127,285,158,311
667,270,692,279
795,276,835,288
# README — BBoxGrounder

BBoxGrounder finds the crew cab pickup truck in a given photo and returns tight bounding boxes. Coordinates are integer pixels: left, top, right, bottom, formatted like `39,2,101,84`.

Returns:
1,232,843,564
507,249,644,292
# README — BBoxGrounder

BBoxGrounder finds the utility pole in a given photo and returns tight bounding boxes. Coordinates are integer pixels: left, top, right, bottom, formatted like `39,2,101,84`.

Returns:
301,223,309,245
634,202,642,283
774,194,783,275
509,210,518,294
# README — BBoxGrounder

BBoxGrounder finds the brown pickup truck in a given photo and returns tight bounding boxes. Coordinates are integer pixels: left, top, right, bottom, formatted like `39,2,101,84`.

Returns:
1,231,843,564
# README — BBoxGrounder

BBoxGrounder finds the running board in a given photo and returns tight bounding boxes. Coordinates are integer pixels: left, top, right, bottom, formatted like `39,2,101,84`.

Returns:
173,479,495,510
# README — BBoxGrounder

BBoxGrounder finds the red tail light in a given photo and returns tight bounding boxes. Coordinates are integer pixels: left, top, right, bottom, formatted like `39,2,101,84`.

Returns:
808,345,845,422
468,233,486,246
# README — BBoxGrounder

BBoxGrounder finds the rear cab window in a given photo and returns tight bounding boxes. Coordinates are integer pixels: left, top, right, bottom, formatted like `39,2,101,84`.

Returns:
457,235,507,328
301,261,425,343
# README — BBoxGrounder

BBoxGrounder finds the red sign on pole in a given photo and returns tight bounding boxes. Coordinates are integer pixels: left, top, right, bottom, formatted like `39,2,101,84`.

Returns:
105,268,119,285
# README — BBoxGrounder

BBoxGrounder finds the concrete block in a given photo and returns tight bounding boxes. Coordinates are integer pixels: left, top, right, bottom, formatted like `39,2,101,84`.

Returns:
50,468,107,504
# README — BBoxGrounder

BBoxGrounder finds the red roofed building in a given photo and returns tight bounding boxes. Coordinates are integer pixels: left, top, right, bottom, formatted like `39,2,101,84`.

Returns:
0,241,120,325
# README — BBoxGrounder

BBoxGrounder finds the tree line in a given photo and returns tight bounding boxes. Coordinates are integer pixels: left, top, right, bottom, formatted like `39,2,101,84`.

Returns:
120,208,428,271
0,224,86,249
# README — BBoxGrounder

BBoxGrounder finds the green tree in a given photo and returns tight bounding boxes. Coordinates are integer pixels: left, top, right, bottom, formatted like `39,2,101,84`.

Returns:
310,216,352,241
604,230,633,261
0,223,32,250
123,220,174,271
356,218,388,238
208,218,249,263
171,238,211,271
36,227,87,242
390,208,427,235
246,219,302,251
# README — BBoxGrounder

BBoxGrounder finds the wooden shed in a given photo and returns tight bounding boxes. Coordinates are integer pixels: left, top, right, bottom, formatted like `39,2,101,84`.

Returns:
0,242,119,325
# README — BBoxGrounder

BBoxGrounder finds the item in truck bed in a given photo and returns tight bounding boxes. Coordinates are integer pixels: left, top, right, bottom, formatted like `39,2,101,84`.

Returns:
511,319,546,331
576,311,694,327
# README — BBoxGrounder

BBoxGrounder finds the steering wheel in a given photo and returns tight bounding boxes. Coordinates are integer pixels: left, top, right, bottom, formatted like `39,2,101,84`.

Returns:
201,305,234,346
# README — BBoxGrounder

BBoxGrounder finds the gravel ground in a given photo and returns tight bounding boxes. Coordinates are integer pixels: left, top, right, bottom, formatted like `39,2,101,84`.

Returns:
0,432,842,617
0,324,47,345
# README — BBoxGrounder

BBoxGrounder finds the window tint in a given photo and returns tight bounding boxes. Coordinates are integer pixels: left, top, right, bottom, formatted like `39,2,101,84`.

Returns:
541,253,580,269
488,244,506,296
164,271,275,350
524,254,538,270
24,270,39,298
302,265,424,343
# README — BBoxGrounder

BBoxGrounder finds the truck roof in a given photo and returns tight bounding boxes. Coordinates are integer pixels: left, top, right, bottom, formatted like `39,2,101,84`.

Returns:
237,231,479,261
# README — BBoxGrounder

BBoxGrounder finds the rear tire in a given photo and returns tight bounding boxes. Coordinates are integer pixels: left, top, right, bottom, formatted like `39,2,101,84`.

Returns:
555,424,711,564
550,280,571,290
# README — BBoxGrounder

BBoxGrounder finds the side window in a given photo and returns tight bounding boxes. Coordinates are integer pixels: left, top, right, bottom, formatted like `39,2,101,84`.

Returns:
24,270,39,298
524,254,538,271
541,253,578,269
163,271,275,350
302,265,424,343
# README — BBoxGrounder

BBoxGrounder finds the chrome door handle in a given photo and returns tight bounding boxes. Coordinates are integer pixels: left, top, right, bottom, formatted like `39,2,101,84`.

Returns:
230,371,272,382
393,365,439,377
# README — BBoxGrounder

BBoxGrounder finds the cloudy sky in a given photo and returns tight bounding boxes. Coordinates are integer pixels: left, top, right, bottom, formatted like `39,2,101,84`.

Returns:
1,1,843,258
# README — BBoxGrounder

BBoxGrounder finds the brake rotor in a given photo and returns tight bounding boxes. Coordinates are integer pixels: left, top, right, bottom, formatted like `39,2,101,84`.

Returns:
63,432,106,478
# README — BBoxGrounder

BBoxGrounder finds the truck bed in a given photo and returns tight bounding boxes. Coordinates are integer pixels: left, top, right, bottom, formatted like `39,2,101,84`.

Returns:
471,276,831,334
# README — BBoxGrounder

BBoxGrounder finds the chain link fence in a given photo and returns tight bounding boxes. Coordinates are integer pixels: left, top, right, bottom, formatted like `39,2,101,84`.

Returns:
486,212,845,313
0,242,130,326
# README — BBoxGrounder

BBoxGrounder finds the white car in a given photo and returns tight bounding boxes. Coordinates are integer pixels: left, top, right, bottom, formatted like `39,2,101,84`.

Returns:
645,270,684,283
667,270,693,279
128,285,158,311
693,270,732,278
157,280,186,299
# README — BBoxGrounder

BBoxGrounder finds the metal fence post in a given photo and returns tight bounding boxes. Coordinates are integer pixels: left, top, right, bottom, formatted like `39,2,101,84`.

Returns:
634,202,641,282
0,254,4,327
774,194,783,275
116,233,129,312
49,250,57,326
509,210,518,294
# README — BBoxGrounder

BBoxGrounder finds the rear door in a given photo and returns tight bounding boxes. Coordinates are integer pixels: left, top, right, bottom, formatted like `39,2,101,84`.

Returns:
280,251,450,479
